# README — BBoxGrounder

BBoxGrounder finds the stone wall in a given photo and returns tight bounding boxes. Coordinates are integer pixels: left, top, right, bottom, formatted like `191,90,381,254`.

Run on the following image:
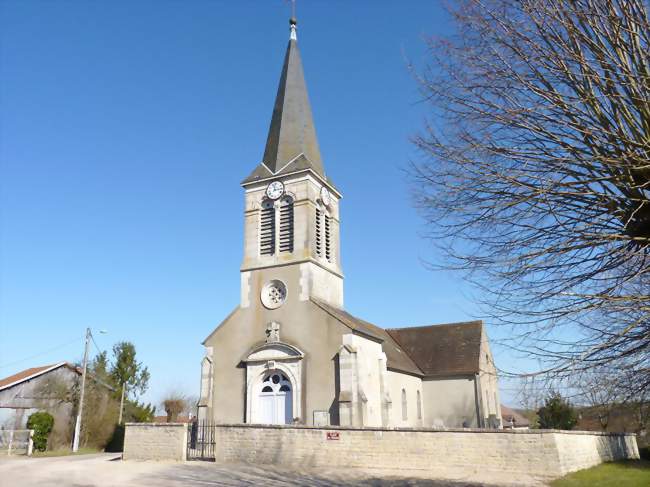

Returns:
123,423,186,461
212,424,638,480
123,422,639,481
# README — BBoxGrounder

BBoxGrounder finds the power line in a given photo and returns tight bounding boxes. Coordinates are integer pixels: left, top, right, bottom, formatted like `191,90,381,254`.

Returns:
0,337,83,369
90,332,103,356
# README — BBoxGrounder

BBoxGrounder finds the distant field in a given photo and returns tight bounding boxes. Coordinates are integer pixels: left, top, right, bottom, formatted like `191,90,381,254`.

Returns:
551,460,650,487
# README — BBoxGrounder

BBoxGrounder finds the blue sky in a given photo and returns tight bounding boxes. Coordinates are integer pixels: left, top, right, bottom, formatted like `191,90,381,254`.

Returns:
0,1,524,408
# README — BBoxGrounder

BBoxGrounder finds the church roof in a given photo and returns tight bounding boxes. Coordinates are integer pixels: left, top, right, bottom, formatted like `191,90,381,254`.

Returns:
243,19,326,186
386,321,484,377
311,298,423,376
312,298,484,378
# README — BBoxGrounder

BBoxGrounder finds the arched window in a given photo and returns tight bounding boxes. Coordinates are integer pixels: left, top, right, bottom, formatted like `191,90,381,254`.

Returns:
401,389,408,421
279,196,294,253
417,390,422,420
260,199,275,256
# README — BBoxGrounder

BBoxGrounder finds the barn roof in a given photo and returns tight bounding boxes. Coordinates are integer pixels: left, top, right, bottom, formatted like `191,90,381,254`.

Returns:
0,362,74,391
0,361,115,392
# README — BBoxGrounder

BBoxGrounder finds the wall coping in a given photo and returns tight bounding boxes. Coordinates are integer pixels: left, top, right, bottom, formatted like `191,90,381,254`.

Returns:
125,422,635,437
125,422,187,427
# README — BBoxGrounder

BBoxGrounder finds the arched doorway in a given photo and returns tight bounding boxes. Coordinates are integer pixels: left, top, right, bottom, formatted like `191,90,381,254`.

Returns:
257,372,292,424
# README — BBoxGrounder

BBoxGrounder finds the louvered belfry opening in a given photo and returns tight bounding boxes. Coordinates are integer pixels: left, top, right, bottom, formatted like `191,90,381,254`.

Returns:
260,199,276,255
315,208,323,257
279,196,294,253
324,214,332,262
315,206,333,263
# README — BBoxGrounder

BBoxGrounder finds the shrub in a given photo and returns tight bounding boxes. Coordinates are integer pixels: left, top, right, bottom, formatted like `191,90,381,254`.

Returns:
26,411,55,451
80,380,120,449
537,391,578,430
104,424,124,452
639,446,650,461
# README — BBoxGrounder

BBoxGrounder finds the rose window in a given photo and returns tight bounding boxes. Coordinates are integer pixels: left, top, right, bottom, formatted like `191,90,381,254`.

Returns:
261,280,287,309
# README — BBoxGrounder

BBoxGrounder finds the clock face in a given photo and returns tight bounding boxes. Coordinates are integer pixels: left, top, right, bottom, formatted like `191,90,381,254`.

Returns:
266,181,284,200
320,187,331,206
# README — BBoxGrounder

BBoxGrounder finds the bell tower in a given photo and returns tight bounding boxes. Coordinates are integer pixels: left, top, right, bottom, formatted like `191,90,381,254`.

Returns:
239,18,343,311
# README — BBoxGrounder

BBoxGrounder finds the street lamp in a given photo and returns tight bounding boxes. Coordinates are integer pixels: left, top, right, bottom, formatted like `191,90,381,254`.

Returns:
72,328,107,452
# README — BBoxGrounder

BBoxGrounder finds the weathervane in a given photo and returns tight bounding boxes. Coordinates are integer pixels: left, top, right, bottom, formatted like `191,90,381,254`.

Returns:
285,0,296,19
285,0,298,40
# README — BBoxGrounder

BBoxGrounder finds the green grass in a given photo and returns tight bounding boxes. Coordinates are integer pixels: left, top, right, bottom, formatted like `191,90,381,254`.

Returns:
32,447,101,457
551,460,650,487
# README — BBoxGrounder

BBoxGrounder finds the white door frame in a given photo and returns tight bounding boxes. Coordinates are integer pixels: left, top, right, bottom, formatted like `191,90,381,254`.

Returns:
243,342,303,424
256,371,293,424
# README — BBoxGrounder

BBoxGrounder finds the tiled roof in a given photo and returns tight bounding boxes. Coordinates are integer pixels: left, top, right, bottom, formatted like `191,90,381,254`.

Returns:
501,405,531,428
311,299,422,376
387,322,483,377
311,299,484,378
0,362,73,391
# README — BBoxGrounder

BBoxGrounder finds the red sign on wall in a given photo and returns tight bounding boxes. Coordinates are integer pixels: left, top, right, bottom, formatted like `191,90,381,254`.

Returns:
326,432,340,440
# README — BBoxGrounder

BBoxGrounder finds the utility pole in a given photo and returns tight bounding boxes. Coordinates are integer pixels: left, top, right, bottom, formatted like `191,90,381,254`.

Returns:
72,328,91,452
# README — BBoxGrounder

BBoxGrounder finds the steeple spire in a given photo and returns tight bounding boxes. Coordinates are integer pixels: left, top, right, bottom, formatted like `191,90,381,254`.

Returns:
289,17,297,41
243,17,326,185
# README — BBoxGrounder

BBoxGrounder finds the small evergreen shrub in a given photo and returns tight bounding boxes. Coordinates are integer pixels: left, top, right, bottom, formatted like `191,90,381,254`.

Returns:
537,391,578,430
639,446,650,461
26,411,55,451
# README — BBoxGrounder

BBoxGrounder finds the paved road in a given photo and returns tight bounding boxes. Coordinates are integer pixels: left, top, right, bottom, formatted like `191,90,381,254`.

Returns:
0,453,538,486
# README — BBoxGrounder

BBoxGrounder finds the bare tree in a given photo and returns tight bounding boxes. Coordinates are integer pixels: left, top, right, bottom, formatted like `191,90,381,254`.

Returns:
632,389,650,439
410,0,650,393
576,370,623,430
161,392,189,422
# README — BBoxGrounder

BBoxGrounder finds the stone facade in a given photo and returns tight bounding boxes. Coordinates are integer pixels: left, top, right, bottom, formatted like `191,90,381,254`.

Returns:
197,21,502,431
240,174,344,309
123,423,187,461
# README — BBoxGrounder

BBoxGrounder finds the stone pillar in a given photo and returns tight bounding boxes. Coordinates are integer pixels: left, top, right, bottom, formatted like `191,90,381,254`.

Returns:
378,352,392,426
197,348,213,422
337,341,359,426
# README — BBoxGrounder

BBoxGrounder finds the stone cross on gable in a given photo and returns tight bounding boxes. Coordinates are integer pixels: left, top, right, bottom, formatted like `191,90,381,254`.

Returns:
265,321,281,343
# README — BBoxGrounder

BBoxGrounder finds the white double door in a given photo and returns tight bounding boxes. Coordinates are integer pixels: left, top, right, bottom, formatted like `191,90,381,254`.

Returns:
257,372,292,424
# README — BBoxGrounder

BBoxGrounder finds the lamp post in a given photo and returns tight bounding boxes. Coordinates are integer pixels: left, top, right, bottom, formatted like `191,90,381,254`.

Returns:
72,328,107,452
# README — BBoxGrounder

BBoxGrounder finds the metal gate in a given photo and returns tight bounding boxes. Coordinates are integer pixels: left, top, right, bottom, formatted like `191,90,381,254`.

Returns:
187,420,216,461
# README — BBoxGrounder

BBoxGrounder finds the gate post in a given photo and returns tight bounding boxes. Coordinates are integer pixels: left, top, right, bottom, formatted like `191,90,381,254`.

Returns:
27,430,34,456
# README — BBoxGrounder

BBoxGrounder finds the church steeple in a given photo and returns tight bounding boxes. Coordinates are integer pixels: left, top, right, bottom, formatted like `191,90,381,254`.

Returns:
239,16,343,309
243,18,325,184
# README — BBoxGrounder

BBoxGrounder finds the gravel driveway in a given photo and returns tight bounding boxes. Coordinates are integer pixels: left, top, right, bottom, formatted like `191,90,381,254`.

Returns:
0,453,541,486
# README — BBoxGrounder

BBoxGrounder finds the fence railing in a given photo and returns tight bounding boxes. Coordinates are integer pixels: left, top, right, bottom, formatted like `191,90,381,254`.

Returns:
0,429,34,456
186,421,215,461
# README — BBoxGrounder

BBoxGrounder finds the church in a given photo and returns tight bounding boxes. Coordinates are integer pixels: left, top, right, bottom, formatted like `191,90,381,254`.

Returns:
197,18,502,429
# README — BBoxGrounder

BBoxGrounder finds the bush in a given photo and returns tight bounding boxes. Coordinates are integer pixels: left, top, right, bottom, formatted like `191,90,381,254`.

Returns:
26,411,54,451
639,446,650,461
80,380,120,450
104,424,124,452
537,391,578,430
